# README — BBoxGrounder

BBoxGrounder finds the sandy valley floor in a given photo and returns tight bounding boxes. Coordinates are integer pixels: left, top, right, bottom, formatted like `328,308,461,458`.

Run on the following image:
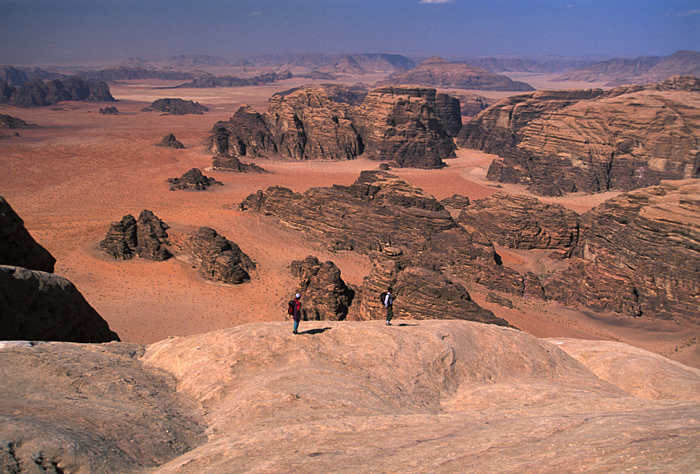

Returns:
1,77,698,368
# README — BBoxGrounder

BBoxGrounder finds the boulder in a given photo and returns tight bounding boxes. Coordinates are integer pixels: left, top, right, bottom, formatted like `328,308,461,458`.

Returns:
180,227,255,284
0,265,119,342
142,98,208,115
290,256,355,321
156,133,184,149
0,196,56,272
167,168,222,191
98,106,119,115
459,76,700,195
211,155,266,173
377,56,535,91
100,210,171,261
544,180,700,320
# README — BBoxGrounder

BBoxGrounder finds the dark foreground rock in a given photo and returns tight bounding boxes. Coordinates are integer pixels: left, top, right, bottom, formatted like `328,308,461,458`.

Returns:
100,210,171,261
459,76,700,195
180,227,255,284
0,265,119,342
142,98,208,115
290,255,355,321
4,321,698,473
0,196,56,272
168,168,222,191
157,133,184,149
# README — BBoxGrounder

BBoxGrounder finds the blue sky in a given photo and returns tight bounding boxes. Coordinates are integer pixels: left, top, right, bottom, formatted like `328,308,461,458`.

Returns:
1,0,699,65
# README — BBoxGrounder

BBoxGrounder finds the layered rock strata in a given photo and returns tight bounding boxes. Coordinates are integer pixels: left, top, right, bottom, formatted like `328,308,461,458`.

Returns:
0,265,120,342
180,227,255,284
290,255,354,321
167,168,222,191
100,210,171,261
457,192,580,258
0,196,56,272
210,84,461,169
459,76,700,196
544,180,700,320
377,56,535,91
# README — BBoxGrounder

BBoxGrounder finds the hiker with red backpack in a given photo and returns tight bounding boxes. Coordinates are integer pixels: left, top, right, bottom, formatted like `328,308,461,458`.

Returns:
288,293,302,334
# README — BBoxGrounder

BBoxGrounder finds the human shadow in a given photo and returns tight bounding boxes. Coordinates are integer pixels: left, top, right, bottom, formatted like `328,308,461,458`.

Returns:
301,327,333,335
396,323,420,327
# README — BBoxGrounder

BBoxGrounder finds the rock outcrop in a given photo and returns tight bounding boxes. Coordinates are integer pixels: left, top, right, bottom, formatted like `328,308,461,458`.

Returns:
544,180,700,320
167,168,222,191
290,256,355,321
100,210,171,261
0,77,114,106
156,133,184,149
377,56,535,91
176,71,292,88
0,114,38,129
211,154,266,173
457,193,580,258
0,265,119,342
0,196,56,272
98,106,119,115
142,98,208,115
459,76,700,195
180,227,255,284
354,86,459,168
210,84,461,169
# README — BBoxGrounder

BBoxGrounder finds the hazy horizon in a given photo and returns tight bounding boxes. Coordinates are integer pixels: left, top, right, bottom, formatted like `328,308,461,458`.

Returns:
1,0,699,67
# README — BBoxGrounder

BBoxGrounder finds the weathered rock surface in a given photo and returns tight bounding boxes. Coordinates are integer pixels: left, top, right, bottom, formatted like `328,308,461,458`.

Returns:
142,98,208,115
458,192,580,257
180,227,255,284
450,92,497,119
377,56,536,91
0,340,203,472
354,86,459,168
100,210,171,261
167,168,222,191
0,196,56,273
98,105,119,115
440,194,470,210
0,77,114,106
210,84,461,169
210,154,266,173
0,114,37,129
157,133,184,149
290,255,355,321
0,265,119,342
3,321,695,473
460,75,700,195
544,180,700,320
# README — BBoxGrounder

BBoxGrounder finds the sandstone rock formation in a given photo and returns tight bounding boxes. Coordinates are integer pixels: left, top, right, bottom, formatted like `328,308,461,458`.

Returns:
544,179,700,320
440,194,470,210
211,155,266,173
0,265,120,342
459,76,700,195
0,196,56,273
0,113,37,129
457,192,580,258
0,77,114,106
100,210,171,261
176,71,292,88
4,321,698,473
180,227,255,284
157,133,184,149
210,84,461,169
290,255,354,321
142,98,208,115
450,92,497,119
167,168,222,191
98,105,119,115
377,56,535,91
354,86,459,168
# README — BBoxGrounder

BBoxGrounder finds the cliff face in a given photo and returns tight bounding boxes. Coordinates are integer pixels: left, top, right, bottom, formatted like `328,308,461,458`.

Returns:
0,77,114,106
210,84,462,169
545,179,700,321
459,76,700,196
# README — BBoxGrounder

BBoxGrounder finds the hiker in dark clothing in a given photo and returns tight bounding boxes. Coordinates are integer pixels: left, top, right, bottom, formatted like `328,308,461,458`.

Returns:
383,288,394,326
292,293,302,334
